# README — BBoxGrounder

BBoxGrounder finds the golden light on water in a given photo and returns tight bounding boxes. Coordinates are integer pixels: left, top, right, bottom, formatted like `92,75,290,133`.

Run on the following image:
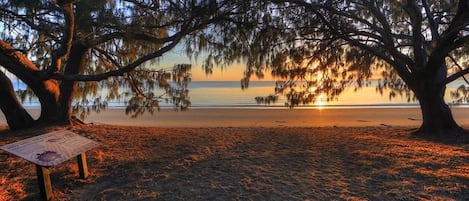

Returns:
315,93,326,108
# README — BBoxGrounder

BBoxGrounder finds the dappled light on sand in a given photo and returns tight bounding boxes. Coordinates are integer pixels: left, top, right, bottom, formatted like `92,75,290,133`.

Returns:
1,125,468,200
0,174,27,200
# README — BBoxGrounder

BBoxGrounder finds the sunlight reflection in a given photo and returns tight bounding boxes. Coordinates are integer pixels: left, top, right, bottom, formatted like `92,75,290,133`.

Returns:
315,93,326,109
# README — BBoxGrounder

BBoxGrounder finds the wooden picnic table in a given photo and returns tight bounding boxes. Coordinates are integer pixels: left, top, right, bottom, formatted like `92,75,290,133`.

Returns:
1,130,100,201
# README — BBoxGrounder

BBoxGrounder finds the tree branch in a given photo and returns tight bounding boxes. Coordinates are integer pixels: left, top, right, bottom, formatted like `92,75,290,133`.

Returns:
404,0,426,69
445,55,469,84
0,40,40,75
422,0,439,41
429,0,469,72
448,33,469,51
280,0,413,81
44,1,74,76
446,66,469,84
52,32,184,81
0,6,60,41
92,47,122,69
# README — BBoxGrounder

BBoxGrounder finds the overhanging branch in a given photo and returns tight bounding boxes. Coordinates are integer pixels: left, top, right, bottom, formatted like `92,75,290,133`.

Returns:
52,33,184,82
404,0,426,68
0,40,40,75
422,0,439,41
446,67,469,84
446,55,469,84
43,1,75,75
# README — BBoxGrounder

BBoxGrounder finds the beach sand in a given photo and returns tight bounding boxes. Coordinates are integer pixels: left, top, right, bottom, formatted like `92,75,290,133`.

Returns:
2,107,469,128
0,108,469,200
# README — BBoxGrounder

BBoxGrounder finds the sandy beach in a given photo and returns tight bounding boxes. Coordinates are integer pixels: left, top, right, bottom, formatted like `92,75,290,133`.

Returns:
0,108,469,200
0,107,428,128
3,107,469,128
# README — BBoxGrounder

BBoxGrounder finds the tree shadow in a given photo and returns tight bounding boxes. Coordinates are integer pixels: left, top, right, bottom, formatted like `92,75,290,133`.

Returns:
410,131,469,145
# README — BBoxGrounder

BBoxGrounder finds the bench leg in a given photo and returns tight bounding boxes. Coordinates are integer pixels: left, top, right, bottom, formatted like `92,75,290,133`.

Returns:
36,165,52,201
77,152,89,179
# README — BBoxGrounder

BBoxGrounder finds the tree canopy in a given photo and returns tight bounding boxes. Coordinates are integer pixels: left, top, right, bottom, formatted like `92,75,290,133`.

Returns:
197,0,469,135
0,0,252,129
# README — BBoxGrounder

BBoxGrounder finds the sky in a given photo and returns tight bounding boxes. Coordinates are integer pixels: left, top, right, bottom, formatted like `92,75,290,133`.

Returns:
158,46,273,81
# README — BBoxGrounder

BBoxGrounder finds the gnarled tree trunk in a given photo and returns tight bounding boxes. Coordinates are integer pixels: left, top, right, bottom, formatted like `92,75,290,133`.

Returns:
0,71,34,129
58,42,88,124
33,79,61,125
412,81,465,135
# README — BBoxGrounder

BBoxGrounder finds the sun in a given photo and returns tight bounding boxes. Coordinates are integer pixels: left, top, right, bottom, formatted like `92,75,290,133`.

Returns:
315,93,326,108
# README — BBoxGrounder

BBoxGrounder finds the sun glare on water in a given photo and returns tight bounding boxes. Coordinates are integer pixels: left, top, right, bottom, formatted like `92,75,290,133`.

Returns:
315,93,326,109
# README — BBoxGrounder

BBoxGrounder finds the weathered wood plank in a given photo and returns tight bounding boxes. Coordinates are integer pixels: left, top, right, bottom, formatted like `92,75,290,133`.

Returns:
77,152,89,179
36,165,52,201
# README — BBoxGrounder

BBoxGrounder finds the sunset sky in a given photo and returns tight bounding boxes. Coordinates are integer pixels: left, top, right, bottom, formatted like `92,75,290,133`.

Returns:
159,46,273,81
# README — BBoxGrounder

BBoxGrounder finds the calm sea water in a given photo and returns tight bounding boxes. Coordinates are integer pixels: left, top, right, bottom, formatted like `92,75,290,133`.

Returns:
13,80,469,109
186,81,420,108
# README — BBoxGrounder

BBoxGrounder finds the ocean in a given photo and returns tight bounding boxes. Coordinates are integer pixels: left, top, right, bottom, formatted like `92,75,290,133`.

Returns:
186,81,420,108
13,80,469,109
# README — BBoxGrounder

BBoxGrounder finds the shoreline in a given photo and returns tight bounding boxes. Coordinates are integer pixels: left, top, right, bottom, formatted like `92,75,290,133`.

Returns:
3,107,469,128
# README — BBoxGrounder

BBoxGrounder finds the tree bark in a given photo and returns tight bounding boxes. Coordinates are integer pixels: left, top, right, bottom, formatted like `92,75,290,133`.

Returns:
0,71,34,130
58,42,88,124
413,82,465,135
33,79,61,125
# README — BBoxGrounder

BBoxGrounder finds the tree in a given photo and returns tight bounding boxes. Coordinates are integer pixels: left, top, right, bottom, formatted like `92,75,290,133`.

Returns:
0,0,240,130
203,0,469,135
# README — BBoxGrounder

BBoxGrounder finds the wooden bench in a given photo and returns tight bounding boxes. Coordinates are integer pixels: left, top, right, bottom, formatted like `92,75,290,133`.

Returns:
0,130,100,200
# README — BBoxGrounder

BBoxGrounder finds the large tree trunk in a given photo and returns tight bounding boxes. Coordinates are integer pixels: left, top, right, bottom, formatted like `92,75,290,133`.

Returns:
58,43,88,124
0,71,34,130
413,82,465,135
34,79,61,125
